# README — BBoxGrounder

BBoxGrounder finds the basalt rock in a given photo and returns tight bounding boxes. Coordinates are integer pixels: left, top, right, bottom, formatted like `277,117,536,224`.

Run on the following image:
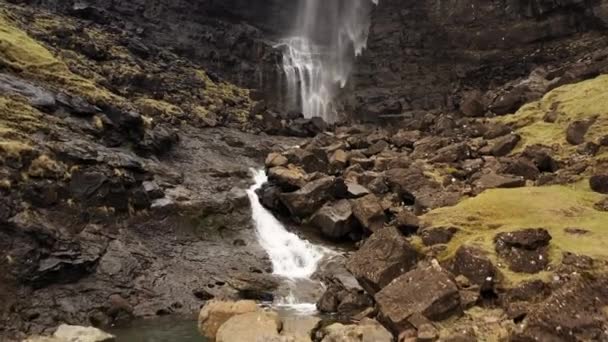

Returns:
346,227,419,295
310,200,358,240
590,174,608,194
495,229,552,273
280,176,337,218
350,194,386,233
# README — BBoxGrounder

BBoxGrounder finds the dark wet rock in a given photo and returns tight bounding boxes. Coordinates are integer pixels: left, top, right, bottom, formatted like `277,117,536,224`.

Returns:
375,263,460,332
226,272,279,301
590,174,608,194
142,181,164,200
284,148,328,174
310,200,357,240
256,183,286,213
566,118,596,145
280,176,336,218
452,246,500,289
350,194,386,233
317,277,373,317
495,229,552,273
0,73,56,110
346,227,419,295
136,124,179,156
490,134,521,157
420,227,458,246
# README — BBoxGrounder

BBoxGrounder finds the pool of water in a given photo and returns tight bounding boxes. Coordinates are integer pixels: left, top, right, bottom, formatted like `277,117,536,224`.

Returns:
110,316,204,342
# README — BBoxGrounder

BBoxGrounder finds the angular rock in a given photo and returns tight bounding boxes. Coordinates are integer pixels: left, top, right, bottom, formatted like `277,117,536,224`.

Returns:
284,148,328,174
460,90,485,117
329,149,349,174
429,143,471,163
391,130,421,148
522,145,560,173
490,134,521,157
280,176,336,218
265,152,288,168
346,227,419,294
268,166,307,190
500,158,540,180
350,194,386,233
452,246,500,289
590,174,608,194
216,311,281,342
318,319,393,342
475,173,525,191
198,300,258,340
393,210,420,235
420,227,458,246
566,118,596,145
495,229,552,273
281,316,321,341
364,140,389,157
375,263,460,332
594,197,608,211
343,182,370,199
310,200,357,239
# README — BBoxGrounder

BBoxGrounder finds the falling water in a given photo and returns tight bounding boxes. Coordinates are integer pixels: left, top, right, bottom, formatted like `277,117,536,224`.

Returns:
247,169,325,279
277,0,378,122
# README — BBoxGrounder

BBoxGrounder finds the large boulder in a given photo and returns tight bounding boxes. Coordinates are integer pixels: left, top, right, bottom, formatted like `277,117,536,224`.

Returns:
566,118,596,145
268,166,307,190
452,246,500,289
310,200,357,239
198,300,258,340
490,134,521,157
24,325,116,342
280,177,336,218
216,311,281,342
346,227,419,294
590,174,608,194
317,318,393,342
494,229,552,273
350,194,386,233
374,263,461,332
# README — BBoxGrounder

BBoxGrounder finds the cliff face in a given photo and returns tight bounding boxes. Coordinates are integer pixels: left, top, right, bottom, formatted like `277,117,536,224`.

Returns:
346,0,608,121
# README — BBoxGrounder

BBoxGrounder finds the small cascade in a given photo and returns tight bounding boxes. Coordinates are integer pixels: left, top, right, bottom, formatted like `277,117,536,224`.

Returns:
277,0,378,122
247,169,326,281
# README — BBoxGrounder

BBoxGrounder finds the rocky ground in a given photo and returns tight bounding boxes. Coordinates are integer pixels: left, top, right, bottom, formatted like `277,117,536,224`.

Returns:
2,0,608,341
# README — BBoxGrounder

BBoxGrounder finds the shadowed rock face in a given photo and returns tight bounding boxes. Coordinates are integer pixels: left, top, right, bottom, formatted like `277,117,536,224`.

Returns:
345,0,608,121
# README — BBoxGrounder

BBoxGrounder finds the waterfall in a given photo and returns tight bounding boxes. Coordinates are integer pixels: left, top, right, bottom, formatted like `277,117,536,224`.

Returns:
247,169,325,279
276,0,378,122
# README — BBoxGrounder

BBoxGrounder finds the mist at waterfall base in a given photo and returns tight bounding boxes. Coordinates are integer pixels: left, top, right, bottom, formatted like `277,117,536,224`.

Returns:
277,0,378,123
247,169,329,313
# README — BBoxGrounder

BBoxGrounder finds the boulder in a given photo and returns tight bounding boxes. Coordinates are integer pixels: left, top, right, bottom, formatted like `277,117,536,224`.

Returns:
474,173,525,191
268,166,307,190
317,319,393,342
452,246,500,289
499,158,540,180
393,210,420,235
281,316,321,341
566,118,596,145
23,325,116,342
310,200,357,239
216,311,281,342
590,174,608,194
494,229,552,273
350,194,386,233
317,277,374,317
374,263,461,332
391,130,421,148
265,153,288,168
521,145,559,173
284,148,328,173
364,140,389,157
490,134,521,157
198,300,258,340
346,227,419,294
460,90,485,117
430,143,471,163
329,149,349,174
420,227,458,246
280,177,336,218
343,182,370,199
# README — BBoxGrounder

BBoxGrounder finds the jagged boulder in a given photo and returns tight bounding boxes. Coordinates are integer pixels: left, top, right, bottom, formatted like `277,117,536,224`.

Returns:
375,263,461,333
494,229,552,273
350,194,386,233
216,311,281,342
346,227,419,294
280,176,336,218
317,319,393,342
268,166,307,190
310,200,357,239
198,300,258,340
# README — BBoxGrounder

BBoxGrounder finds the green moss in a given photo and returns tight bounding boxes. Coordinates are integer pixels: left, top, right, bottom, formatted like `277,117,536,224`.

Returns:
496,75,608,158
0,96,44,160
423,181,608,284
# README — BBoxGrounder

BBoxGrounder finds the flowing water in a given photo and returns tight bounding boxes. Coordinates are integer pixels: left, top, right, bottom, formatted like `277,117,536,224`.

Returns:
277,0,378,122
247,169,329,311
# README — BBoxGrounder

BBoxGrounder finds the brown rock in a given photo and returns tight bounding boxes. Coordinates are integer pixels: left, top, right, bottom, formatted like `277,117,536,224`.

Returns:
216,311,281,342
391,130,422,148
452,246,500,289
566,118,596,145
310,200,356,239
364,140,389,157
490,134,521,157
393,210,420,235
329,149,349,174
460,90,485,117
198,300,258,340
375,263,460,332
590,174,608,194
350,194,386,233
475,173,525,191
265,153,288,168
429,143,471,163
346,227,419,295
495,229,552,273
280,176,336,218
268,166,307,190
420,227,458,246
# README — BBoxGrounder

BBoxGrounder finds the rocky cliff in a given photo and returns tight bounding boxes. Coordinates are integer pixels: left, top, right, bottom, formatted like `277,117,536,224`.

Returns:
346,0,608,121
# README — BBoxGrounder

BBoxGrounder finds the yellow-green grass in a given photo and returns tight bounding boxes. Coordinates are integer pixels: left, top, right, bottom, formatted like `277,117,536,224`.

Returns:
422,181,608,284
496,74,608,157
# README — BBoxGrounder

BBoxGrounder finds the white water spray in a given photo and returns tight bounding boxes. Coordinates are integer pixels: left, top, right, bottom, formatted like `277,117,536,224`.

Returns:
277,0,378,122
247,169,325,279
